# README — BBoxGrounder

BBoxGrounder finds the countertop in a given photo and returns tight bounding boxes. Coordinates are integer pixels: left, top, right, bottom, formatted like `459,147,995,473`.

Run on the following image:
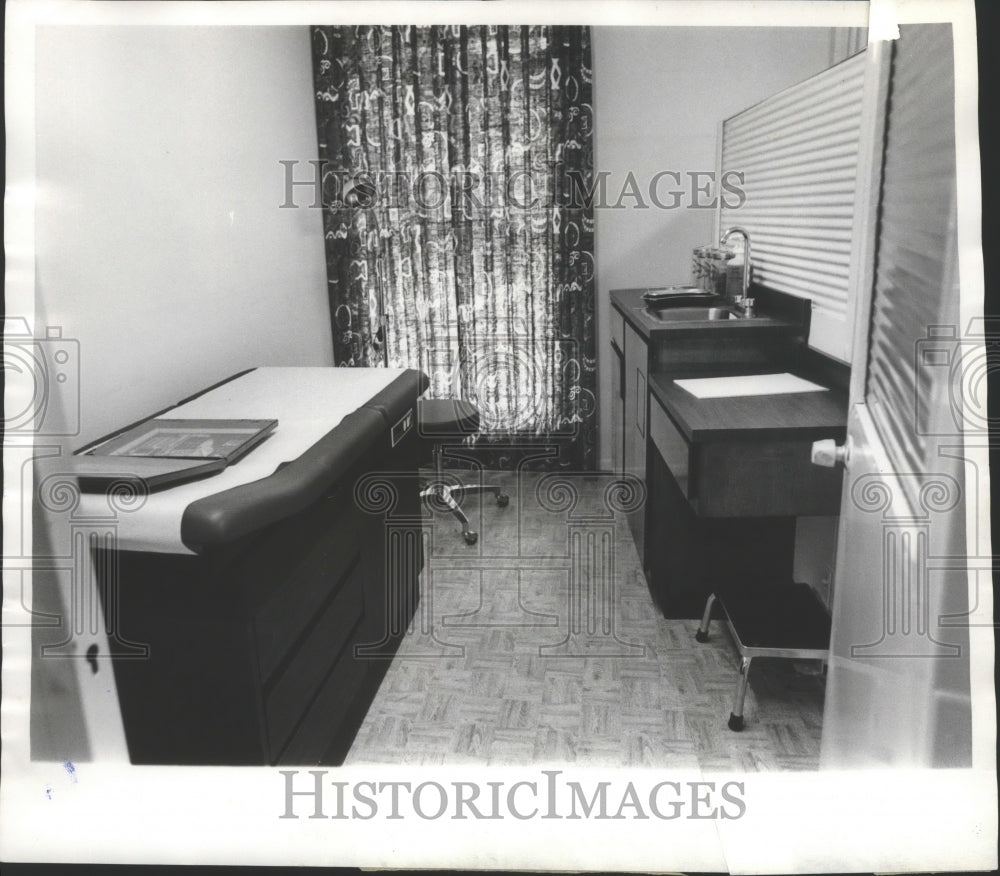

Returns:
610,287,803,342
649,368,848,443
610,283,845,442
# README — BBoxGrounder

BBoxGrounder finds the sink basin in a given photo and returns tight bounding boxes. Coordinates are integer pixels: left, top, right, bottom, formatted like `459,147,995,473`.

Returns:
642,305,737,322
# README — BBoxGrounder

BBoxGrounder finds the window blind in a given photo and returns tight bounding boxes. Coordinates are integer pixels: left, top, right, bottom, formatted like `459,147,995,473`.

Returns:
719,50,867,360
865,25,959,477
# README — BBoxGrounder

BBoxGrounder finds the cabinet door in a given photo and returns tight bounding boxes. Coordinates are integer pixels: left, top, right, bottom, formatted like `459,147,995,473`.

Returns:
622,321,647,483
610,342,625,476
622,321,648,565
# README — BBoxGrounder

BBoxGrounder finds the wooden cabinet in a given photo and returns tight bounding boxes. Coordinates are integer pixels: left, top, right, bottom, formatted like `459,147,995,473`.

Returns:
607,286,823,614
645,377,846,617
622,320,648,566
94,369,425,766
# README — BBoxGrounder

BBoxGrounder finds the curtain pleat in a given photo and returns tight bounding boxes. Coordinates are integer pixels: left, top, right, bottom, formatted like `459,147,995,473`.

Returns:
311,25,596,469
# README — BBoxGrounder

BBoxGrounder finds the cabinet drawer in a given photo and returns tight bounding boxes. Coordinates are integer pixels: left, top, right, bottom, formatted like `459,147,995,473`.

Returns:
649,397,843,517
262,553,366,759
649,400,691,498
253,507,363,683
276,631,370,765
696,439,843,517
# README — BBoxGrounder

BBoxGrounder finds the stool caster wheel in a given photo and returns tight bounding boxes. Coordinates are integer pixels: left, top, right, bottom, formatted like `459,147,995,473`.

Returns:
695,630,709,644
496,493,509,508
727,713,744,732
463,530,479,546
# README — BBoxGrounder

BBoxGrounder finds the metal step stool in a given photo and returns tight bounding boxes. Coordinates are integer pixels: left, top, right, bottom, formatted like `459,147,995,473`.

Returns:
695,581,831,731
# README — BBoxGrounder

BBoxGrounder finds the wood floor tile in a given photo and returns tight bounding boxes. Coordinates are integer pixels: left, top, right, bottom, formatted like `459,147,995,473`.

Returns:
452,721,493,759
536,703,584,731
487,728,537,763
541,674,582,706
533,727,579,762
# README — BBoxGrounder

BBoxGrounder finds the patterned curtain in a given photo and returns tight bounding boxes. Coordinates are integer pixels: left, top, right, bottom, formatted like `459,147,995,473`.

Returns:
311,25,596,470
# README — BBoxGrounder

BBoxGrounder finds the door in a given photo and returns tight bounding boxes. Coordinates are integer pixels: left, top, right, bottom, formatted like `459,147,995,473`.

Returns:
819,27,975,768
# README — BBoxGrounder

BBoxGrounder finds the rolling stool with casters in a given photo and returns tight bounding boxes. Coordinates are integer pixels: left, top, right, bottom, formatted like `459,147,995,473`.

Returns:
418,398,509,545
694,581,831,731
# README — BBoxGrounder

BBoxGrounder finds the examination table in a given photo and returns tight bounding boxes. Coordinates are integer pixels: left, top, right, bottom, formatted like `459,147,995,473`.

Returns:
78,367,427,765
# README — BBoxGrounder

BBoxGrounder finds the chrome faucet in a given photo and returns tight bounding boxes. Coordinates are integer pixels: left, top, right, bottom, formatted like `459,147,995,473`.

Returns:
721,226,754,316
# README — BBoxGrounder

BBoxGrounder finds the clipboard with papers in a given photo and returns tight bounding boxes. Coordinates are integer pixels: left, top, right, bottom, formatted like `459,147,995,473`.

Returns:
72,418,277,491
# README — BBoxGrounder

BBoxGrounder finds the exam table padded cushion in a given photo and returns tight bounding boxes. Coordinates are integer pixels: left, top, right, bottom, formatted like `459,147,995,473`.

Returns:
180,369,427,551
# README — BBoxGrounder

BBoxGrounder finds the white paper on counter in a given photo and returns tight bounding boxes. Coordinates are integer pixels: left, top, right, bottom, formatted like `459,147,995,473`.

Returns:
674,372,829,399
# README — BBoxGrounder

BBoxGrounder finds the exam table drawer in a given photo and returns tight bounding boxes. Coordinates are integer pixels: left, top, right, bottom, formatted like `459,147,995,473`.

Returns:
262,552,366,758
252,499,364,684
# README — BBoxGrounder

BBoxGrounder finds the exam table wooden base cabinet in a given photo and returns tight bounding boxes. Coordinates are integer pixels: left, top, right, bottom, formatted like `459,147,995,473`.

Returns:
89,368,427,766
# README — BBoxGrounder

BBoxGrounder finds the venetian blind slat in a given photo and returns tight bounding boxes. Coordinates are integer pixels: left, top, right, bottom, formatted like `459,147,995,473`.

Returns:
720,50,867,334
865,25,959,477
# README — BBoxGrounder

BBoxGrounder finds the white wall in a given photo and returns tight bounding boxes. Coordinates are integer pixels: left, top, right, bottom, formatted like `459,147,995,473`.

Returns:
35,26,333,447
30,26,332,760
593,27,840,470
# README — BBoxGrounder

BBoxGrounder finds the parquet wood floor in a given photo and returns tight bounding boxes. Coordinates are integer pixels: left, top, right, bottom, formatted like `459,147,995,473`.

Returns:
346,471,825,771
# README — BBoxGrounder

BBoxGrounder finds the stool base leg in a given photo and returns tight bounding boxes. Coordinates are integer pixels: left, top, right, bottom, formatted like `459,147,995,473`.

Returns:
420,483,478,545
